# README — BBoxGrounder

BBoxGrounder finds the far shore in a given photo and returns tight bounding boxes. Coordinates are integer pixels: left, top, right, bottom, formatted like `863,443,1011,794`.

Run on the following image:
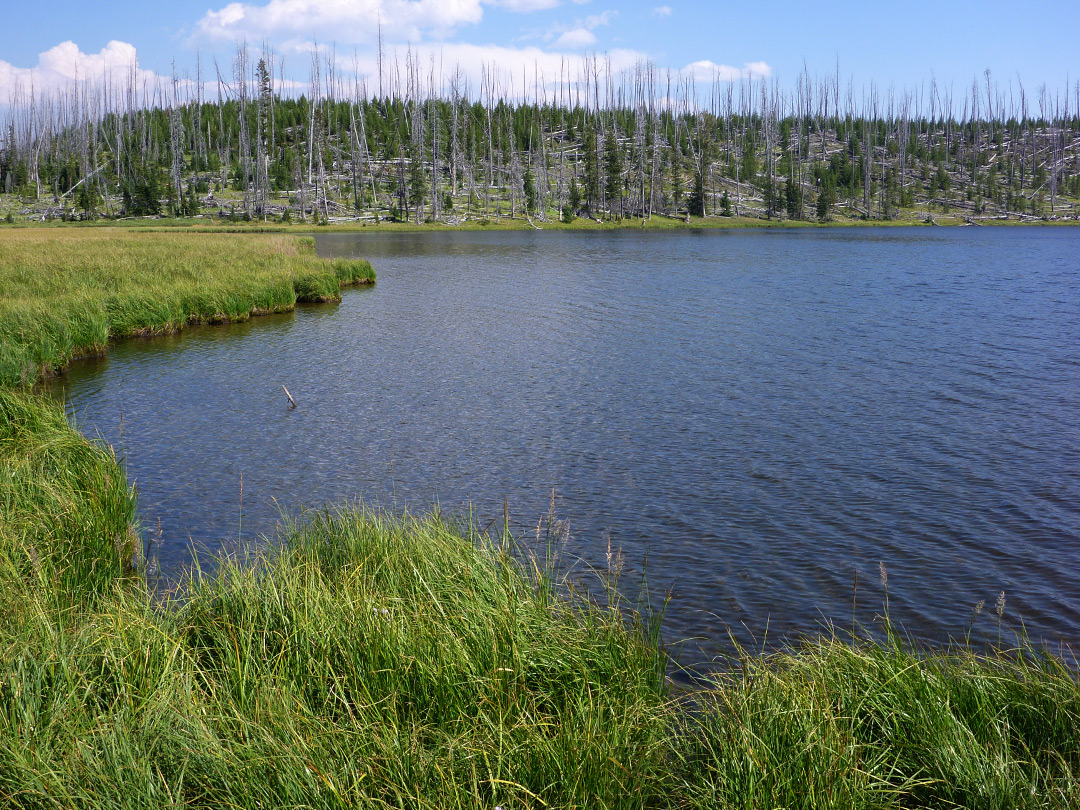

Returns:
4,210,1079,235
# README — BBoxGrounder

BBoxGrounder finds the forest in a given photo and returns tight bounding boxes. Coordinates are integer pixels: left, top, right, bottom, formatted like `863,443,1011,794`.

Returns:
2,46,1079,225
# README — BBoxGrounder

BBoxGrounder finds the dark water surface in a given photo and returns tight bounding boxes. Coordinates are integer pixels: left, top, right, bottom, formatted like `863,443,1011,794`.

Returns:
50,227,1080,662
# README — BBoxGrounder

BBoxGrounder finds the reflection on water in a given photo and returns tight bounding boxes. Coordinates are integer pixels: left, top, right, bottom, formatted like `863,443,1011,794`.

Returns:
48,227,1080,663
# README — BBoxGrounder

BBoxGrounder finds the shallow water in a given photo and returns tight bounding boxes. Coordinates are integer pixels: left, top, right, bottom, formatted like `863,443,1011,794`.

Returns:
49,227,1080,664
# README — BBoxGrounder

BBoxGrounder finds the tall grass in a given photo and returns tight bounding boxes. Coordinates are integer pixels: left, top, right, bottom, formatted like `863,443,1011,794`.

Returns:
0,388,138,611
675,625,1080,809
0,497,674,809
0,229,373,386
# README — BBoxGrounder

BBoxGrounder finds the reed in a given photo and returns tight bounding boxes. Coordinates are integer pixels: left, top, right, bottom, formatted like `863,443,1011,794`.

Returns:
0,229,374,386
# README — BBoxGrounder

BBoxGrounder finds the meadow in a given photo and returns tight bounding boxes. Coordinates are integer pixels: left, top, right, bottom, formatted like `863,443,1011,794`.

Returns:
1,228,1078,808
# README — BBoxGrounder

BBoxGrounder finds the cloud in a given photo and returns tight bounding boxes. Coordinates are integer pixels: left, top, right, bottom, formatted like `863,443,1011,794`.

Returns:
0,41,159,100
196,0,561,44
653,5,671,15
338,41,646,100
487,0,560,9
553,28,596,48
544,8,614,50
683,59,771,82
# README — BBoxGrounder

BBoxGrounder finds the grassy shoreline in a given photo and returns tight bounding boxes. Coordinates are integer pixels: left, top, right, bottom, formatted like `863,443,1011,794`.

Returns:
2,230,1079,807
0,229,374,387
2,399,1079,808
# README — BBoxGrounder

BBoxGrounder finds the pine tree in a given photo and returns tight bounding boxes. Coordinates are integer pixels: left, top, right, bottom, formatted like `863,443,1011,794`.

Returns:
583,126,599,215
603,130,623,218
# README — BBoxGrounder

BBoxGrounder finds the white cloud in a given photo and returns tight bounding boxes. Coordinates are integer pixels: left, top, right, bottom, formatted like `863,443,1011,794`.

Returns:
487,0,560,9
196,0,565,44
199,0,482,43
553,28,596,48
653,5,671,15
684,59,771,82
544,8,613,49
581,10,614,27
337,41,646,101
0,41,160,101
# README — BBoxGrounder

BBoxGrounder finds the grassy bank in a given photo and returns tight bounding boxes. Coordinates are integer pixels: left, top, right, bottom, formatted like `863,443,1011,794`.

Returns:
0,229,374,387
2,397,1079,807
0,388,138,612
0,434,674,807
680,633,1080,808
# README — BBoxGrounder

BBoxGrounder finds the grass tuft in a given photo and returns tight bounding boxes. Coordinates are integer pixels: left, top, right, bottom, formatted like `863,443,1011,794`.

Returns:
675,631,1080,809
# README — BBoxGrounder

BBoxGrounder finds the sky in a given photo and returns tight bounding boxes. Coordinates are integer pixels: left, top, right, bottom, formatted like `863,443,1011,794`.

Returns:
1,0,1077,107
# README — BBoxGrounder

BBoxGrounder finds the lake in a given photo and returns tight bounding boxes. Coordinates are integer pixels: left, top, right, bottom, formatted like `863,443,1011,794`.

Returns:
48,227,1080,665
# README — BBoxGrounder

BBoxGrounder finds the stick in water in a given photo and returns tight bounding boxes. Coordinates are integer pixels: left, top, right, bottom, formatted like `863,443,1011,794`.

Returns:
281,385,298,409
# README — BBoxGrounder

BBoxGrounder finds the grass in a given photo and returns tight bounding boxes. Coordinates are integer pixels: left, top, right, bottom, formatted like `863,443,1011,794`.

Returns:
0,475,675,808
677,630,1080,809
1,415,1079,808
0,229,374,386
2,228,1080,807
0,388,138,611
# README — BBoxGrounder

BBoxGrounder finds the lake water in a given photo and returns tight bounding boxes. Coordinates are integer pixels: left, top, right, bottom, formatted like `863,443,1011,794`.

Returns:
49,227,1080,665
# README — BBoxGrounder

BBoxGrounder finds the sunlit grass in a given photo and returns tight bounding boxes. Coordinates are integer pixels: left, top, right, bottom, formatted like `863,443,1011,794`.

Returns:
0,388,137,595
676,628,1080,809
0,463,675,808
0,229,374,386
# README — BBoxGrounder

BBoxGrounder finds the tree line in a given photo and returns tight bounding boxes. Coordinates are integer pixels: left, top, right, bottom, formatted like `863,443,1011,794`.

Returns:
2,46,1078,224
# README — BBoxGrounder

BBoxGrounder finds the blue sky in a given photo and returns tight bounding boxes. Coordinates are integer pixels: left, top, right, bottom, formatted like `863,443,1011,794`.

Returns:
1,0,1077,105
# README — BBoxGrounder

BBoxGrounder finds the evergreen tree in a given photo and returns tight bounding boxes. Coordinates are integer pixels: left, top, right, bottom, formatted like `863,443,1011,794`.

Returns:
720,189,732,217
76,183,100,217
741,139,758,186
687,170,706,216
669,148,683,212
603,131,623,217
523,164,537,213
583,126,599,214
784,180,803,220
816,183,834,221
568,177,582,213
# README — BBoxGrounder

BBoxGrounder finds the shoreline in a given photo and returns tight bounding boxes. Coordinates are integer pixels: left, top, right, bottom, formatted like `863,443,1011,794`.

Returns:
4,211,1080,235
0,230,374,387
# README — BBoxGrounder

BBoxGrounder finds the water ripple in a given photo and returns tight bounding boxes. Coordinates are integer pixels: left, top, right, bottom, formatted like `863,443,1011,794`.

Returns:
49,227,1080,657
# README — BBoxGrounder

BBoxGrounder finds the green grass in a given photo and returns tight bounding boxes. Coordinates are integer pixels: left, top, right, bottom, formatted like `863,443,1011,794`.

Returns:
0,388,138,612
2,420,1079,809
676,631,1080,809
0,468,675,808
0,229,374,386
